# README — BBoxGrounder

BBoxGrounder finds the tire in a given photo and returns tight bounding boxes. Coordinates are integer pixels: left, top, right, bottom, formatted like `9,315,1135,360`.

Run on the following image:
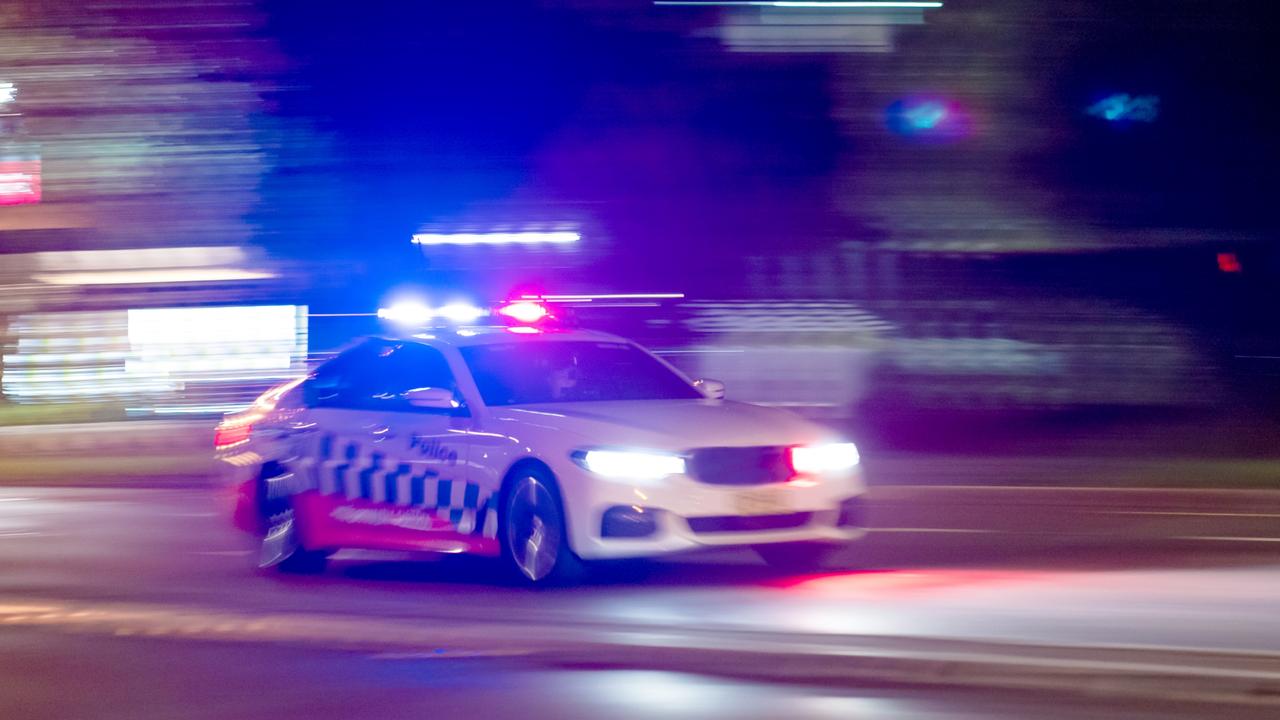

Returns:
255,468,331,576
258,510,330,575
753,542,838,572
499,467,584,585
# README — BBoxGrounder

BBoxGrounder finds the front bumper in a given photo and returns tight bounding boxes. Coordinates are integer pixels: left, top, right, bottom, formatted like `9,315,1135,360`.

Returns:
565,466,868,560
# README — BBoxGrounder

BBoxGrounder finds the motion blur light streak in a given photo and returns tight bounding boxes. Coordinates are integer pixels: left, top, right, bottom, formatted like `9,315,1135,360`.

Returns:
3,306,307,410
411,231,581,247
149,405,253,415
32,269,276,285
525,293,686,301
30,246,250,271
0,81,14,104
654,1,943,7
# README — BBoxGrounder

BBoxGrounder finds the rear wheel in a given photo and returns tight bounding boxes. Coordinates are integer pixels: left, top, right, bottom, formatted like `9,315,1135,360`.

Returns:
500,469,583,584
258,509,330,574
753,542,838,572
255,469,329,575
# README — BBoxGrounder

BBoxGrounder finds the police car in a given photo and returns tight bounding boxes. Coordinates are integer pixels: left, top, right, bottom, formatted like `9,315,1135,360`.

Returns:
217,300,867,583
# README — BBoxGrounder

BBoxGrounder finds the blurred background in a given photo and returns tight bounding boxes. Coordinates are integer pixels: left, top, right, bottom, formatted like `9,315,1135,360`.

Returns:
4,3,1280,718
2,0,1278,442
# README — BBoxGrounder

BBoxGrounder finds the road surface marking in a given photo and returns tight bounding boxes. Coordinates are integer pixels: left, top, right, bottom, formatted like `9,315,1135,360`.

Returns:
1171,536,1280,543
868,528,1003,534
191,550,253,557
1101,511,1280,517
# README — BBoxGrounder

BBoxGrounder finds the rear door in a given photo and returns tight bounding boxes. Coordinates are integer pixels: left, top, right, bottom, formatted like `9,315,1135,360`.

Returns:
364,341,486,548
290,340,476,552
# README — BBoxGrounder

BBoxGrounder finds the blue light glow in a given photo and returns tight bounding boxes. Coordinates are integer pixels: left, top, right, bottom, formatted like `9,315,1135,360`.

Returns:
902,101,947,130
377,301,489,326
886,97,968,140
1087,94,1159,123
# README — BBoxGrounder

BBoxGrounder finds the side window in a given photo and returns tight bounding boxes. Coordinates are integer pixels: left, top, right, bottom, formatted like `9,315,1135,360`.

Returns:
373,342,458,413
305,341,386,410
305,340,456,412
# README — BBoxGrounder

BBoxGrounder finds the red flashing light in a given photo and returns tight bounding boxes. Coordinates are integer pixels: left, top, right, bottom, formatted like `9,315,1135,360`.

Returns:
497,301,551,325
1217,252,1242,273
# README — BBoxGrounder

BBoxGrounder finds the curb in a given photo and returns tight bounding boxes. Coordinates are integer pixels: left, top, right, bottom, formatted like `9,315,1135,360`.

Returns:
2,597,1278,705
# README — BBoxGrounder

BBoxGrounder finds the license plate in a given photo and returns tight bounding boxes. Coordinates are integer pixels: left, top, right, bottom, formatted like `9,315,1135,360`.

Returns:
735,488,789,516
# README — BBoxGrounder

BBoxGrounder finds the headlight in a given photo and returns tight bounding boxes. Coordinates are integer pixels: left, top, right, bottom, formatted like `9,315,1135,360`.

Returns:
789,442,860,475
573,449,686,482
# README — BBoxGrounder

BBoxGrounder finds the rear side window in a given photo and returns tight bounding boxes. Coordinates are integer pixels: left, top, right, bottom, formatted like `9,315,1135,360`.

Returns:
374,342,457,411
307,340,456,412
306,341,383,409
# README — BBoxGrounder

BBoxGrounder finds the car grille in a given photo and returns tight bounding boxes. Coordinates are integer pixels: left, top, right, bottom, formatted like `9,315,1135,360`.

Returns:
687,512,812,534
686,446,792,486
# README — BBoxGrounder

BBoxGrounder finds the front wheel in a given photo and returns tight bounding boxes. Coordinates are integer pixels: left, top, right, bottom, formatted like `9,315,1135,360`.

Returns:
500,470,583,584
753,542,839,572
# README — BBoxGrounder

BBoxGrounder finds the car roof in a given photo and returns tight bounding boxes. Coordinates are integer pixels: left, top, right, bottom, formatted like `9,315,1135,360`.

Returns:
383,325,632,349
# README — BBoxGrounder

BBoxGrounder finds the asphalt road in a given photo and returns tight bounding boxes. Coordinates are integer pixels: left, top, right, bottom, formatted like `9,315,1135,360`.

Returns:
2,486,1279,717
5,627,1270,720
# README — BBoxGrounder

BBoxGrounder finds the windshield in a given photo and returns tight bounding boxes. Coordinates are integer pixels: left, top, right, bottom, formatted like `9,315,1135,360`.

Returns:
460,340,702,406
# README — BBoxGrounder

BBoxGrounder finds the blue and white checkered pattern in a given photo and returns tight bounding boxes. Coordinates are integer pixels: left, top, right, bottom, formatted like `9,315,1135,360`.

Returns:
290,433,498,539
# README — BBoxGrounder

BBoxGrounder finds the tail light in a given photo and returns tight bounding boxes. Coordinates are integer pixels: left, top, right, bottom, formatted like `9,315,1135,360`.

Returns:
214,417,255,450
215,378,303,451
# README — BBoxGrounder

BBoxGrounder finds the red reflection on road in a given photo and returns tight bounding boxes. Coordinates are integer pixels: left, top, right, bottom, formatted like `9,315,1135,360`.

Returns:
769,569,1050,597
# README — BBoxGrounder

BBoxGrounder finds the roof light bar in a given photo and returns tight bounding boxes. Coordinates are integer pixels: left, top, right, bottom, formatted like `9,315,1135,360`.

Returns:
377,301,489,326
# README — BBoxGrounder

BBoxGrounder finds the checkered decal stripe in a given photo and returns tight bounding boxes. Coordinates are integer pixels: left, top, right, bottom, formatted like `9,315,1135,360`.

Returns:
290,433,497,539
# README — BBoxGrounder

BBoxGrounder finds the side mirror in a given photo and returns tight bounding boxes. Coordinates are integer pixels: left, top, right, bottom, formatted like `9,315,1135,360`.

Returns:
694,378,725,400
404,387,459,410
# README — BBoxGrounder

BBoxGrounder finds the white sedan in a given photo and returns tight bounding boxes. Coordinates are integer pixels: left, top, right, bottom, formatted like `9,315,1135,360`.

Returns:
217,320,867,583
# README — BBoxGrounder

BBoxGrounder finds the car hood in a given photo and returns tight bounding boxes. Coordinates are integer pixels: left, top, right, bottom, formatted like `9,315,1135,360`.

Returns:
494,399,839,450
